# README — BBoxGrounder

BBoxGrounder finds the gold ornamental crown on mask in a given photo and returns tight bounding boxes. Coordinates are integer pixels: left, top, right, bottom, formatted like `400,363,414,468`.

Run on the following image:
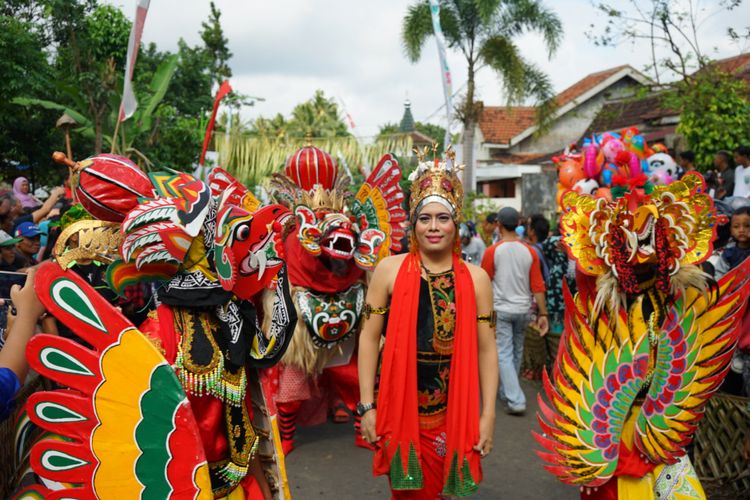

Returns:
408,145,464,221
299,183,347,212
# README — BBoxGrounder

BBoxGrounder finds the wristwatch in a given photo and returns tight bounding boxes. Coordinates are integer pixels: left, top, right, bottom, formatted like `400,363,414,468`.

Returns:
356,401,376,416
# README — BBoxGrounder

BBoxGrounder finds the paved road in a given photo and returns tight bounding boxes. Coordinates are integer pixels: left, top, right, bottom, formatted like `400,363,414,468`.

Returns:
285,379,579,499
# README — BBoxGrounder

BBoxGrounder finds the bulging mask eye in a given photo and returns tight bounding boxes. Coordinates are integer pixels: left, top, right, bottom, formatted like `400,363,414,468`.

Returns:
235,224,250,241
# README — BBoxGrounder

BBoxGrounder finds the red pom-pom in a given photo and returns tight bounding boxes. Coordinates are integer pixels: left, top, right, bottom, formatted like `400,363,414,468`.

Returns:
614,150,632,167
612,174,629,187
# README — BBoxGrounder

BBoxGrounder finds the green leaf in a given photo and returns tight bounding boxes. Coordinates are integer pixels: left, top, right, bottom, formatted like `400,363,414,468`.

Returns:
11,97,92,129
138,54,178,132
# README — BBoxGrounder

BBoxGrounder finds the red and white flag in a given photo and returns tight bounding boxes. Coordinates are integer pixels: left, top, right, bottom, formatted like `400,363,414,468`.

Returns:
118,0,151,122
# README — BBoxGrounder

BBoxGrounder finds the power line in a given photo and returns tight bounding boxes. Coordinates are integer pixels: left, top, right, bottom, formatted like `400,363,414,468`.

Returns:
420,79,467,123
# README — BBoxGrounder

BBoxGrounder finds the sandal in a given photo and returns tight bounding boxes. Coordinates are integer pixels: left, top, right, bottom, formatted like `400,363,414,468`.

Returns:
332,403,350,424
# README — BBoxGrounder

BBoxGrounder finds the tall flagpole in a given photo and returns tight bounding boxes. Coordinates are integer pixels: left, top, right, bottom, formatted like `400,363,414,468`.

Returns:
112,0,151,154
428,0,454,150
337,96,370,178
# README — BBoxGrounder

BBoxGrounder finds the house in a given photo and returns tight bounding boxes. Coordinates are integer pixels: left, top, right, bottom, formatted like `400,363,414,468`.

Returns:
472,65,651,212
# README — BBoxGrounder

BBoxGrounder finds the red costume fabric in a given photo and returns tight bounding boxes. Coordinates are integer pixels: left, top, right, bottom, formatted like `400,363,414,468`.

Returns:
374,253,482,495
390,425,449,500
139,304,263,496
284,235,364,293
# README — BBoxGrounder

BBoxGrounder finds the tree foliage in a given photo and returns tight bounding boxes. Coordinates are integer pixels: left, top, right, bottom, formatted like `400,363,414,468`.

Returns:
588,0,748,83
0,9,61,184
201,1,233,88
4,0,236,177
249,90,350,140
667,69,750,167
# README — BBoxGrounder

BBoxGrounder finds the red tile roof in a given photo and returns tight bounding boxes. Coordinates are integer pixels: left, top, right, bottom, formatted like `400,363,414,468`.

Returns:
487,152,550,164
555,65,630,107
478,106,537,144
708,52,750,75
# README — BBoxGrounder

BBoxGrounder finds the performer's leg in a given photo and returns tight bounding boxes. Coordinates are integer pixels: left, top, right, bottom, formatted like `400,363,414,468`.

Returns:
276,400,301,455
323,358,359,424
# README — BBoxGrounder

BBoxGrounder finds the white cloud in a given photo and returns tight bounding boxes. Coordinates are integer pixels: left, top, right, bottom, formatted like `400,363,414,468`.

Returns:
112,0,750,139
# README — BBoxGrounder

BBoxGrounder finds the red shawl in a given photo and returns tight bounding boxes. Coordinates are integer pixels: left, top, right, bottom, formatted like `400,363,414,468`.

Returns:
374,252,482,495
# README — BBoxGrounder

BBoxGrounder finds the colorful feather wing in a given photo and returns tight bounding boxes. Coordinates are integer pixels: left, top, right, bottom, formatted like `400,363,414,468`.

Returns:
635,258,750,463
535,285,650,486
351,154,407,270
24,262,211,499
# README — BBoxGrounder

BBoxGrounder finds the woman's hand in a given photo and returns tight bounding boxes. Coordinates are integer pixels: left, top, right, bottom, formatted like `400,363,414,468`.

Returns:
473,413,495,457
360,409,380,446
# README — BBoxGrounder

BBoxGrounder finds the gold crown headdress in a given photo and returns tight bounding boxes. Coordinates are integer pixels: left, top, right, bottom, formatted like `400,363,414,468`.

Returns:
408,145,464,221
54,220,123,269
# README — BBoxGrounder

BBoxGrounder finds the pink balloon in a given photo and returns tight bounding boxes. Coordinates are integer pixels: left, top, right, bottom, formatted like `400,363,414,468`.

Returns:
583,144,601,179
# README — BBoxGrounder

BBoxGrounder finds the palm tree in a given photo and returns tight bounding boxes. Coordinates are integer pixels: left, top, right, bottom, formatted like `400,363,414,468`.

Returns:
287,90,349,138
402,0,562,192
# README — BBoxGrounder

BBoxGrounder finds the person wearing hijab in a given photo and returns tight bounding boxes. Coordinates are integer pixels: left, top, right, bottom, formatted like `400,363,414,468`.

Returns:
12,177,41,211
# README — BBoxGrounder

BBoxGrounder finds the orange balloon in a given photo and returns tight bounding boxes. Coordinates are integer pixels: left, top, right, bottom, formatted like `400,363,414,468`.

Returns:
595,187,612,202
558,159,585,189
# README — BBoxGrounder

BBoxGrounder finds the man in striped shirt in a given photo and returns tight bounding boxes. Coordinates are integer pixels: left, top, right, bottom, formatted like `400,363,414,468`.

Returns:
481,207,549,414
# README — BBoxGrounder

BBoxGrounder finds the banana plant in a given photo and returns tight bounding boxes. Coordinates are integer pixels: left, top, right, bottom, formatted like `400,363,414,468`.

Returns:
13,54,178,165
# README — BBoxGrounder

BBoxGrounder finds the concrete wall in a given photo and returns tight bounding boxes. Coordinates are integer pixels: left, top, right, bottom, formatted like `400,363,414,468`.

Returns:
521,170,558,219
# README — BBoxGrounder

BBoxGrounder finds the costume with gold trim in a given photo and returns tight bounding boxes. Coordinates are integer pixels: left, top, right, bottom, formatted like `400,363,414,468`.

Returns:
373,148,485,497
536,173,750,499
23,153,296,499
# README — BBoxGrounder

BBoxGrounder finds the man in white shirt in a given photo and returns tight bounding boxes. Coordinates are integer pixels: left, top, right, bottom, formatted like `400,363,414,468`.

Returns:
734,146,750,198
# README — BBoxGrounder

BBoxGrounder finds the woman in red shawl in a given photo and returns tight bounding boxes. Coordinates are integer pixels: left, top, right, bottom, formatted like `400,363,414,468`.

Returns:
358,149,498,498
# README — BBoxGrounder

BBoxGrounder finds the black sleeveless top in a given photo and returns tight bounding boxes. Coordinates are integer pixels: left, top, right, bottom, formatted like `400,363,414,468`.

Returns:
382,270,455,427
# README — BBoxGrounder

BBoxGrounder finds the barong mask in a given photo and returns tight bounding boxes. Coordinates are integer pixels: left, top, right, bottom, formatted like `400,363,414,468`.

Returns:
559,172,717,313
270,145,406,271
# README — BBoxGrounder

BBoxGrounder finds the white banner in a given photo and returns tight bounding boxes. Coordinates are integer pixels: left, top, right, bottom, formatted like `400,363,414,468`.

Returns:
118,0,151,122
429,0,453,148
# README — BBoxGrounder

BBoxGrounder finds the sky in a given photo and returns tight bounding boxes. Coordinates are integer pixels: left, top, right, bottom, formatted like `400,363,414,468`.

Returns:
112,0,750,140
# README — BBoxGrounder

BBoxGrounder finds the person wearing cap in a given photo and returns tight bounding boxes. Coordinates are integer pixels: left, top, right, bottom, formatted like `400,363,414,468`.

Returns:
14,222,42,268
0,230,24,272
481,206,548,415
